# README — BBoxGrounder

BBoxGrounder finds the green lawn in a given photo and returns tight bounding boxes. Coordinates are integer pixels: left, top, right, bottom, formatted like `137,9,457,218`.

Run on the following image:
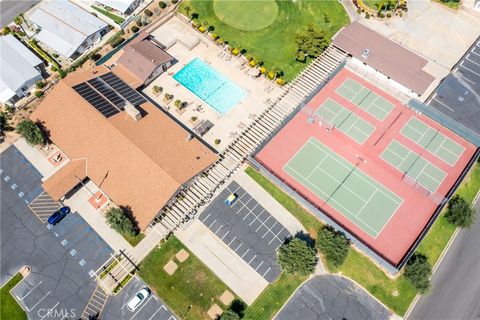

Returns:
1,273,27,320
92,6,125,24
123,232,145,247
179,0,349,81
432,0,461,9
243,272,307,320
245,162,480,316
138,236,238,320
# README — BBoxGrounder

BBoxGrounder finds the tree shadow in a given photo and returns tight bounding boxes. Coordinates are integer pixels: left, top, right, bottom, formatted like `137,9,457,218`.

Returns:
229,299,247,318
120,205,140,235
293,230,316,249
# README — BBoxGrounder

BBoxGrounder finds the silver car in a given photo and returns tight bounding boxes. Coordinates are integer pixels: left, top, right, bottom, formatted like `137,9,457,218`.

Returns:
127,287,151,312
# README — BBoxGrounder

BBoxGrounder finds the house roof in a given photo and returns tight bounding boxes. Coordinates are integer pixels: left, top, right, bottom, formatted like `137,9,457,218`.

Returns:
31,66,217,229
28,0,107,57
333,22,435,95
96,0,137,14
0,34,42,103
116,36,174,85
42,159,87,201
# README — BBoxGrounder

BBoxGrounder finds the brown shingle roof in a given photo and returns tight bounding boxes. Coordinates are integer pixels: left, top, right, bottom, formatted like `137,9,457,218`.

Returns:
42,159,87,201
32,66,217,230
116,38,174,85
333,22,435,95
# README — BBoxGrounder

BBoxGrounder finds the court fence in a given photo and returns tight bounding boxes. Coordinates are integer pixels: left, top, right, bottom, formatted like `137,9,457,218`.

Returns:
402,174,447,205
247,156,400,274
408,99,480,147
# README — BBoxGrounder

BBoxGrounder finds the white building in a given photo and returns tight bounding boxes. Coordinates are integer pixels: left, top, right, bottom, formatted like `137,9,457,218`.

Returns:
28,0,109,60
95,0,143,15
0,34,44,105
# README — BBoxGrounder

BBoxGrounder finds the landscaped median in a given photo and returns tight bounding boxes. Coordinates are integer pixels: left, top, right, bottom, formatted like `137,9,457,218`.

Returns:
1,273,27,320
245,162,480,316
138,236,241,320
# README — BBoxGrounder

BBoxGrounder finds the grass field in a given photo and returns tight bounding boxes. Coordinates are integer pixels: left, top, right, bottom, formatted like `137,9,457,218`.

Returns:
91,6,125,24
246,161,480,315
138,236,238,320
213,0,279,31
179,0,349,81
1,273,27,320
432,0,461,9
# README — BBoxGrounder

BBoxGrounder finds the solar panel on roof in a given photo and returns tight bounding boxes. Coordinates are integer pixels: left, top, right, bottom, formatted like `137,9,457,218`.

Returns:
73,83,120,118
99,72,147,106
87,77,126,110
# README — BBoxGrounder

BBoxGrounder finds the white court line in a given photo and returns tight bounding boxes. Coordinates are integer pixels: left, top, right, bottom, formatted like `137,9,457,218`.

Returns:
148,305,167,320
40,301,59,320
25,290,51,312
130,295,154,320
18,281,42,300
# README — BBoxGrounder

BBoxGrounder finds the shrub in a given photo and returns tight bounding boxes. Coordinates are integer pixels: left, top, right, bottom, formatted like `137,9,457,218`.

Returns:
191,116,198,122
16,120,44,145
50,66,57,72
295,25,329,59
105,207,135,237
159,1,167,8
316,225,350,267
36,81,46,89
174,99,182,108
365,12,371,19
198,25,206,33
164,93,173,100
267,70,276,80
171,0,178,4
278,237,317,275
152,85,163,94
357,8,362,14
231,47,240,56
110,37,125,48
34,91,44,98
296,51,306,62
404,253,432,293
248,60,257,67
210,32,218,40
1,26,10,35
259,66,267,74
6,105,15,114
58,69,67,78
445,195,476,228
144,9,153,16
276,78,286,86
52,53,59,58
136,19,142,27
214,139,221,145
246,55,253,62
386,13,392,18
216,38,224,45
220,310,240,320
207,25,215,32
131,25,139,33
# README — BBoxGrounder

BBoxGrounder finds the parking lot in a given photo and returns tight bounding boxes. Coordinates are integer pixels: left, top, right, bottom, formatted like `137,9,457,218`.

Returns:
426,38,480,138
102,276,176,320
1,145,112,319
199,181,291,283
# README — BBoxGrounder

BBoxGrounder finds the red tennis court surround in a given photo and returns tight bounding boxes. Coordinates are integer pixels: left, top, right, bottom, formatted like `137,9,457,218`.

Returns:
255,69,477,266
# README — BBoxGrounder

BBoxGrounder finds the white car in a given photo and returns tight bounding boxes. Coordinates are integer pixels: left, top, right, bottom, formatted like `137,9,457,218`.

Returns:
127,287,151,312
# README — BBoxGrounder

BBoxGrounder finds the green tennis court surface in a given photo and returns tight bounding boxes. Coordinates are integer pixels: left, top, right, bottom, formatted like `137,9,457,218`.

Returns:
335,78,394,121
400,117,465,166
381,140,446,193
315,99,376,144
284,138,402,238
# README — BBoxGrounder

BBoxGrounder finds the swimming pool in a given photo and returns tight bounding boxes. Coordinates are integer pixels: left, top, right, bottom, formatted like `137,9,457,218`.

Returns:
173,58,246,114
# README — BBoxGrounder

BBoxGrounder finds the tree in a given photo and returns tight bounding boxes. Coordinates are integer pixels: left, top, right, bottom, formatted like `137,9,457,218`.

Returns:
278,237,317,275
105,207,135,236
16,120,44,145
295,25,329,60
220,309,239,320
316,226,350,267
445,195,476,228
404,253,431,293
184,5,191,17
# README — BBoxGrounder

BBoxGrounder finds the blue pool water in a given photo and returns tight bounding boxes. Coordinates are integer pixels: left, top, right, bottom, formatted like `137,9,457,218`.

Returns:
173,58,246,114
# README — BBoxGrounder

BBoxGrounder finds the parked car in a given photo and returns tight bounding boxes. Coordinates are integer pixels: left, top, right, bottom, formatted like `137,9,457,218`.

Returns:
47,206,71,225
127,287,151,312
225,193,238,206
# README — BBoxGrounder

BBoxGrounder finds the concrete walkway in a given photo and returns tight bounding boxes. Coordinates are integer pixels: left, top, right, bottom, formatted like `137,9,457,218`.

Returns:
13,138,62,181
340,0,361,22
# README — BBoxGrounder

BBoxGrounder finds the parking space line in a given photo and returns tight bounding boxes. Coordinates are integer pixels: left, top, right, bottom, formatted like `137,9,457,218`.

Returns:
130,295,154,320
18,281,42,300
234,242,243,252
241,248,250,258
460,62,480,78
148,305,167,320
248,255,257,264
466,55,480,68
228,236,237,246
201,213,211,223
25,290,51,312
432,97,454,112
255,261,264,271
208,219,217,229
262,267,271,278
40,301,60,320
215,225,223,234
221,230,230,240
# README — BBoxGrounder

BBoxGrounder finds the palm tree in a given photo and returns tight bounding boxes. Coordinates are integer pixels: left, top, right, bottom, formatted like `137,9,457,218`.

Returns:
14,16,26,34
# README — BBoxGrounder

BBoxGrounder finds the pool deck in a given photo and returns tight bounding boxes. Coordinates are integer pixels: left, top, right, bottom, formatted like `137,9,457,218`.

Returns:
144,16,282,151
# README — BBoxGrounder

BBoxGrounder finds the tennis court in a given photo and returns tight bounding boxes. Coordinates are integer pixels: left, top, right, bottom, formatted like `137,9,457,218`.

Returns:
381,140,447,193
335,78,394,121
283,138,402,238
401,117,465,166
315,99,375,144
